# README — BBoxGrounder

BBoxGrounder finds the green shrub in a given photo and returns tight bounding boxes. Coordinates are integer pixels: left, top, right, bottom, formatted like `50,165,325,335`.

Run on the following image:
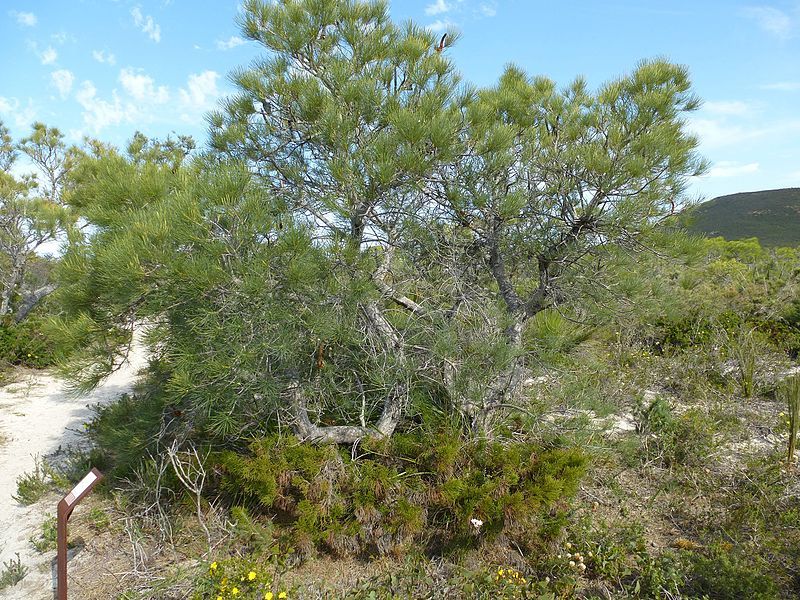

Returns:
29,515,58,553
780,375,800,465
0,315,59,369
635,397,715,468
0,553,27,590
192,558,288,600
216,431,586,560
684,544,779,600
13,457,52,505
83,390,172,480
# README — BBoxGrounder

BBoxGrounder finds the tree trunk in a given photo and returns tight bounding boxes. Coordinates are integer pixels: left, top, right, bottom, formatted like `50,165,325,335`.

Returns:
14,284,57,322
289,300,408,444
0,264,24,319
289,376,407,444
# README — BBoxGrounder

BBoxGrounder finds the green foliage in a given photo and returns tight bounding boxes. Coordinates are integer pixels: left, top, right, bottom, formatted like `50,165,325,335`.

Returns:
779,375,800,464
59,0,708,446
634,396,715,468
555,520,686,598
192,558,287,600
728,327,758,398
782,376,800,465
683,544,779,600
29,514,58,553
0,314,59,368
0,553,27,590
82,390,172,480
350,560,556,600
522,309,593,355
13,456,52,505
216,432,586,559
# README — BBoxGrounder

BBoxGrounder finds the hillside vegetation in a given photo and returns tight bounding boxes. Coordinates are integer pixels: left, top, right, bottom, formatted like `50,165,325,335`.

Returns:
686,188,800,247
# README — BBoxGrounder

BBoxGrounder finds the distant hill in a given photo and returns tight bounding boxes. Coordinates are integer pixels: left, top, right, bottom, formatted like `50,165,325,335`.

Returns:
684,188,800,247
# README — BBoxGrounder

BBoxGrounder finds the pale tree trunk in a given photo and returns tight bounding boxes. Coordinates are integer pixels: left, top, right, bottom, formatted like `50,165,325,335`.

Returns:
14,284,57,322
0,262,24,319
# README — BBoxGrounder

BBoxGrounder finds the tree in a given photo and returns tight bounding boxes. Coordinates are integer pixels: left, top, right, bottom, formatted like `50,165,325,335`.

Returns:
0,122,73,323
58,0,705,444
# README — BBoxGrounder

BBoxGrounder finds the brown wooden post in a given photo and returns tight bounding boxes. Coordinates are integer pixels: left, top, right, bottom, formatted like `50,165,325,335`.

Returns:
56,468,103,600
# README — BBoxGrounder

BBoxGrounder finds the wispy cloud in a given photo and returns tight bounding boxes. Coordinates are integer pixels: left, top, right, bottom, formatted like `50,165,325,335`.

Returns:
51,70,75,99
92,49,117,66
131,6,161,43
760,81,800,91
0,96,37,129
703,100,753,116
705,161,760,178
427,19,454,32
216,36,246,50
480,2,497,17
742,5,794,39
39,46,57,65
425,0,452,16
10,10,37,27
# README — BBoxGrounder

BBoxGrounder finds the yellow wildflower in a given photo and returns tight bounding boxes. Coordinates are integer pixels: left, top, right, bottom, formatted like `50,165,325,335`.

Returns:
279,593,288,599
248,570,257,581
232,587,240,596
265,593,274,600
209,561,218,573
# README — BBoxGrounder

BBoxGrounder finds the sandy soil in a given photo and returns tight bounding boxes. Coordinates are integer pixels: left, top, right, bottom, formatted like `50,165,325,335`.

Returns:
0,335,146,600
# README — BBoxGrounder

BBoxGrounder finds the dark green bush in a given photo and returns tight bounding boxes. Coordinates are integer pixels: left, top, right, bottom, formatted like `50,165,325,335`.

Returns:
216,432,586,560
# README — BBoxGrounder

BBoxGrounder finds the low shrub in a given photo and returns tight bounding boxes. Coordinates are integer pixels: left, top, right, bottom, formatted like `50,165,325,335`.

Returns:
192,558,289,600
634,397,715,468
0,553,27,591
0,315,59,369
683,544,779,600
216,431,587,560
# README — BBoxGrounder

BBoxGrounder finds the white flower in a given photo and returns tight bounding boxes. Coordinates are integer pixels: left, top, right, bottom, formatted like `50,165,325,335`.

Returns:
470,518,483,530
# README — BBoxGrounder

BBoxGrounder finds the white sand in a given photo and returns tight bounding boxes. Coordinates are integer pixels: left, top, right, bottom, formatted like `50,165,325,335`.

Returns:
0,335,146,599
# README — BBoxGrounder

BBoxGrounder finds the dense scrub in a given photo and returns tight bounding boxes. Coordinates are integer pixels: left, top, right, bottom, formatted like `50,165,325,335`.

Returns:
217,433,586,559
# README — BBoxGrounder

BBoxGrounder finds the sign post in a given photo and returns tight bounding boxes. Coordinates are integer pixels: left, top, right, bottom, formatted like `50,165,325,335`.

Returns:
57,468,103,600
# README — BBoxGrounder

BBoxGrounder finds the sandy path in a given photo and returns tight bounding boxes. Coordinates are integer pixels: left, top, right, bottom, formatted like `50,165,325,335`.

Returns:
0,336,146,599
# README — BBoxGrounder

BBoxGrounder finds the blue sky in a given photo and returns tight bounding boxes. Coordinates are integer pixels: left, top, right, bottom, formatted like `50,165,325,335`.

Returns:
1,0,799,201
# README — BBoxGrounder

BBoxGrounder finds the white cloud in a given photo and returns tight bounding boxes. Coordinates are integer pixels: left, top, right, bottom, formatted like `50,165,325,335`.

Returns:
703,100,752,116
688,118,767,148
178,70,220,122
427,19,453,32
742,6,793,39
75,81,132,133
131,6,161,43
480,2,497,17
11,10,37,27
119,68,169,104
216,36,246,50
40,46,57,65
0,96,37,129
705,161,760,178
425,0,451,15
51,70,75,99
92,49,116,66
761,81,800,91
